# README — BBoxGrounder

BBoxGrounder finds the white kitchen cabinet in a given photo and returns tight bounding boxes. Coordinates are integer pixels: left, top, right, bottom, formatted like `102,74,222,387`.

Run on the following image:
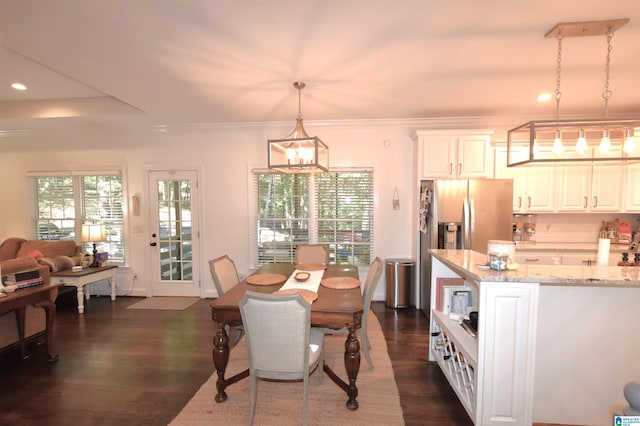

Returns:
624,162,640,211
562,251,625,266
515,252,562,265
560,253,599,266
415,130,492,178
516,250,623,266
494,145,556,212
556,147,622,212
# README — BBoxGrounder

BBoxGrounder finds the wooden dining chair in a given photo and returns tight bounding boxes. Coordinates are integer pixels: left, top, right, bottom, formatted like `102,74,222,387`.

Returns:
317,256,383,370
209,255,243,345
239,291,324,426
294,244,329,264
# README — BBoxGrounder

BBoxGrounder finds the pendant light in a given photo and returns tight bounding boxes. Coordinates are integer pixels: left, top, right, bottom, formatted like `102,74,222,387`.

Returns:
507,19,640,167
623,129,636,154
267,81,329,173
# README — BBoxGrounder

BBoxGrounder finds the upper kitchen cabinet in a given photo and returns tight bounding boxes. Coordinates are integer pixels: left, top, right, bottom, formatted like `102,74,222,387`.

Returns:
494,145,556,212
556,147,623,212
414,130,492,179
623,162,640,212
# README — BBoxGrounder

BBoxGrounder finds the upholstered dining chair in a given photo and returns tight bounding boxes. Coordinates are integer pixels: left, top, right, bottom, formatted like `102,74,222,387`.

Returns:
239,291,324,426
209,255,243,345
294,244,329,264
317,256,383,370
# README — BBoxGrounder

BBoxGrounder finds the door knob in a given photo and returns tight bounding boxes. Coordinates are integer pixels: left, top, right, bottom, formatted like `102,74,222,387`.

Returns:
150,242,157,247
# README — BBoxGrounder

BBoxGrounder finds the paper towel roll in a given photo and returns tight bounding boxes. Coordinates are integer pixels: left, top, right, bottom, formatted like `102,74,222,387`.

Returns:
597,238,610,266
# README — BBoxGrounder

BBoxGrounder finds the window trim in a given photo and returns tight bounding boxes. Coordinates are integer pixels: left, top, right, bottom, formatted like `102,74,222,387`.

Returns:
29,168,129,266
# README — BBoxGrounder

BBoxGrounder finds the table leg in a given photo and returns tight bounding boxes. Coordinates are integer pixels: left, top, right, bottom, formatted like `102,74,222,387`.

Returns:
42,299,59,362
109,277,116,301
213,321,230,403
76,285,85,314
344,328,361,410
14,307,29,359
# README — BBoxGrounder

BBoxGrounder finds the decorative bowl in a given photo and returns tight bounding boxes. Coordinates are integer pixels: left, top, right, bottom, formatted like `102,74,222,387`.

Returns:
294,272,310,282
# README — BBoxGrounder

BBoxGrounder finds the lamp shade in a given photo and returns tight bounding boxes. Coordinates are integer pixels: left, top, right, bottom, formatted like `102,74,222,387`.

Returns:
81,223,106,243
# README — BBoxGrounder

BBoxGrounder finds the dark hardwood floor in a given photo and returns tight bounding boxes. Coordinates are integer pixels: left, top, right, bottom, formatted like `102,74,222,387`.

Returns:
372,303,473,426
0,293,473,425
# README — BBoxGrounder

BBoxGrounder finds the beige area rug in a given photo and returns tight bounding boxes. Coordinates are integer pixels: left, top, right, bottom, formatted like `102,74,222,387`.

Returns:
170,314,405,425
126,297,199,311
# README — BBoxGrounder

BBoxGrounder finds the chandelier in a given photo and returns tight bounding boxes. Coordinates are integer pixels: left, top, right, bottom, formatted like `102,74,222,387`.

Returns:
267,81,329,173
507,19,640,166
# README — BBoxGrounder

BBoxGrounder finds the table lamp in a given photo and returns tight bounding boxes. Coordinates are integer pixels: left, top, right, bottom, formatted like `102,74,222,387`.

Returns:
81,223,106,267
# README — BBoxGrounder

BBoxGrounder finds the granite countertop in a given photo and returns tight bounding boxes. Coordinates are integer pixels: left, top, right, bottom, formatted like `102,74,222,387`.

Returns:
430,249,640,286
514,241,630,253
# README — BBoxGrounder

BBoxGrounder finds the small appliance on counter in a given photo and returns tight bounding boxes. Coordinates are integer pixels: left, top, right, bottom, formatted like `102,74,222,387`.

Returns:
513,214,537,242
487,239,516,270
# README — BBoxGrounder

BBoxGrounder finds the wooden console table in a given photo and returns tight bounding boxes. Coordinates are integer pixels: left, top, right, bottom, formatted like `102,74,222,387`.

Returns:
52,265,118,314
0,282,63,361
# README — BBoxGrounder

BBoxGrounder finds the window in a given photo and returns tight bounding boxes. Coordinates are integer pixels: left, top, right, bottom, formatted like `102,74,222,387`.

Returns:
316,171,373,265
253,168,373,266
31,173,125,263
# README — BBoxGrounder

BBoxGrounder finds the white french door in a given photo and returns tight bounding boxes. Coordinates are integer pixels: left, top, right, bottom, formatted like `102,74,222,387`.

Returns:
148,170,201,297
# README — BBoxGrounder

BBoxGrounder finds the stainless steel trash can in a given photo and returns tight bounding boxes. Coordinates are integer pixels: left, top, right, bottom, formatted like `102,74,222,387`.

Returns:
385,258,415,308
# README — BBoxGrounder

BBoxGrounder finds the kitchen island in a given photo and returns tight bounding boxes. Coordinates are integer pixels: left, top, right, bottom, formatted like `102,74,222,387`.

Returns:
429,249,640,426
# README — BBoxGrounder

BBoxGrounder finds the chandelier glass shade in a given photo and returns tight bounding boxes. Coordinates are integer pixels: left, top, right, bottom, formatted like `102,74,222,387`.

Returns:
507,119,640,166
268,82,329,173
507,18,640,167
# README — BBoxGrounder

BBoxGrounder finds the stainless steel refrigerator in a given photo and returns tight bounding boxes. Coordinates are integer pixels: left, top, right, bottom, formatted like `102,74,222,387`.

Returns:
419,178,513,316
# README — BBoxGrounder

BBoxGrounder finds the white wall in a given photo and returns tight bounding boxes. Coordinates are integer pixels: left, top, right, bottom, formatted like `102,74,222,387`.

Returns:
0,121,416,300
3,120,636,302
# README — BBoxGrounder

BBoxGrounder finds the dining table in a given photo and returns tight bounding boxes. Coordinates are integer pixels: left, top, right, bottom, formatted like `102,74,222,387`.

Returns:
210,262,364,410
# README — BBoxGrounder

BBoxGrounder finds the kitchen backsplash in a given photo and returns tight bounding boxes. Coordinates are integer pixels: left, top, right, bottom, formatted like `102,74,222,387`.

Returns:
532,213,640,244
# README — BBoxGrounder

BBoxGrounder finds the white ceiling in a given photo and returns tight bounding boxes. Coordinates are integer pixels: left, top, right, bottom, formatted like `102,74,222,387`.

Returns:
1,0,639,130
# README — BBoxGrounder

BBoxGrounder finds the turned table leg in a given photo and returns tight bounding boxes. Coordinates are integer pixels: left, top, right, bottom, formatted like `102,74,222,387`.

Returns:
344,328,361,410
76,286,85,314
213,322,230,403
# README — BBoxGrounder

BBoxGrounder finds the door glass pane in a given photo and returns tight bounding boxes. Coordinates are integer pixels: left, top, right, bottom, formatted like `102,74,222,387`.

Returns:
157,179,192,282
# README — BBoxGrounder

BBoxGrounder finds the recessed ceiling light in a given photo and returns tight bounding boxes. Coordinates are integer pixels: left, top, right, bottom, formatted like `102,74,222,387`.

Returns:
11,82,27,91
537,93,552,102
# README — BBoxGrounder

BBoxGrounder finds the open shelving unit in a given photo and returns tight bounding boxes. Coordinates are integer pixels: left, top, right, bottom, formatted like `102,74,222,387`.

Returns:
430,310,477,418
428,255,539,426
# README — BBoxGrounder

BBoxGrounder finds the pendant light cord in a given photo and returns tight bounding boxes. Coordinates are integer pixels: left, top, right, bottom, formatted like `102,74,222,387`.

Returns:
554,33,563,122
294,81,305,120
602,29,613,120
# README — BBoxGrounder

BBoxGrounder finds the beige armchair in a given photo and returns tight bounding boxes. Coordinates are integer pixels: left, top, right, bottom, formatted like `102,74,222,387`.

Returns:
239,291,324,425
